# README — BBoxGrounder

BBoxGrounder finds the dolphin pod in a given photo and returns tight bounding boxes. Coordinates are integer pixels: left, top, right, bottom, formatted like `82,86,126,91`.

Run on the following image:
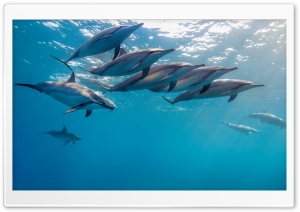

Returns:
81,48,175,78
162,79,265,104
107,62,205,92
51,23,144,70
16,22,269,139
246,111,286,128
43,125,82,145
15,72,116,117
223,122,260,135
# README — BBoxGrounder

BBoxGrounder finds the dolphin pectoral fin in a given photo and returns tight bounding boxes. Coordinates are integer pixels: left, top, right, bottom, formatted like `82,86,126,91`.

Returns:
86,110,92,117
113,45,120,60
64,101,94,115
168,81,177,92
199,84,211,94
162,96,174,105
228,94,238,102
51,55,72,71
63,139,72,146
127,60,142,73
141,67,150,79
15,83,43,93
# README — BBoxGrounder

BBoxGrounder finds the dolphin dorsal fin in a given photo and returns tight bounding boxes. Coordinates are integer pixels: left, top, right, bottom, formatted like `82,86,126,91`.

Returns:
118,48,128,57
67,72,76,83
239,122,242,125
263,109,267,113
62,125,67,132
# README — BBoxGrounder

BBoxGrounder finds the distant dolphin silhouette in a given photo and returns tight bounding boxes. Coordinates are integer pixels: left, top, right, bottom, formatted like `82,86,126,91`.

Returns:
80,48,175,78
15,72,116,117
149,66,238,93
162,79,265,104
246,111,286,129
43,125,82,146
108,62,205,92
223,122,260,135
51,23,144,70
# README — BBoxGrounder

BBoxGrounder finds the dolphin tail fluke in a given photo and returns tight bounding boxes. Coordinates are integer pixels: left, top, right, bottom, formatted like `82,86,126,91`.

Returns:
162,96,174,105
51,55,72,71
15,83,43,93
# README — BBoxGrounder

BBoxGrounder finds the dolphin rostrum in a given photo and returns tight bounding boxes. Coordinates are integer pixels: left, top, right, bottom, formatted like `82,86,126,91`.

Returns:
43,125,82,146
149,66,238,93
15,72,116,117
81,48,175,78
162,79,265,104
108,62,205,92
51,23,144,70
223,122,261,135
246,111,286,129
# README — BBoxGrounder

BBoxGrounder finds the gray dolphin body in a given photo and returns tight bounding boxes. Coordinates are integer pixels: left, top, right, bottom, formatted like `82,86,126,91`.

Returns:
44,126,82,146
76,74,110,93
246,112,286,128
223,122,260,135
15,72,116,117
163,79,265,104
51,23,144,70
108,62,205,92
149,66,238,93
84,48,175,78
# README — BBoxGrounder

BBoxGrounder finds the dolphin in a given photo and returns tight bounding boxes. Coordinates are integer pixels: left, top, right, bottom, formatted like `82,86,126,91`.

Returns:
51,23,144,70
76,74,110,93
162,79,265,104
149,66,238,93
43,125,82,146
223,122,261,135
246,111,286,129
15,72,116,117
81,48,175,78
108,62,205,92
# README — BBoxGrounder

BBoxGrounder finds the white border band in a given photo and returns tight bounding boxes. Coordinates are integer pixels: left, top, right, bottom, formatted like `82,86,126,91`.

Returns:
4,3,294,207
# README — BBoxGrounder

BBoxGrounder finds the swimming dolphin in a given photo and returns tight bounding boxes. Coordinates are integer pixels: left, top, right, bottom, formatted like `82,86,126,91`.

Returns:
15,72,116,117
108,62,205,92
149,66,238,93
162,79,265,104
51,23,144,70
81,48,175,78
76,74,110,93
43,125,82,146
246,111,286,129
223,122,260,135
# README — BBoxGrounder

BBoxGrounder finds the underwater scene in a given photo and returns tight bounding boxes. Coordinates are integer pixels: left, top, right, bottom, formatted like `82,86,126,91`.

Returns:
13,19,286,190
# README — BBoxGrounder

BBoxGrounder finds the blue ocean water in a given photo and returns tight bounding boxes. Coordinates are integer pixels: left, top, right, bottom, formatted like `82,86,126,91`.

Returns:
13,20,286,190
